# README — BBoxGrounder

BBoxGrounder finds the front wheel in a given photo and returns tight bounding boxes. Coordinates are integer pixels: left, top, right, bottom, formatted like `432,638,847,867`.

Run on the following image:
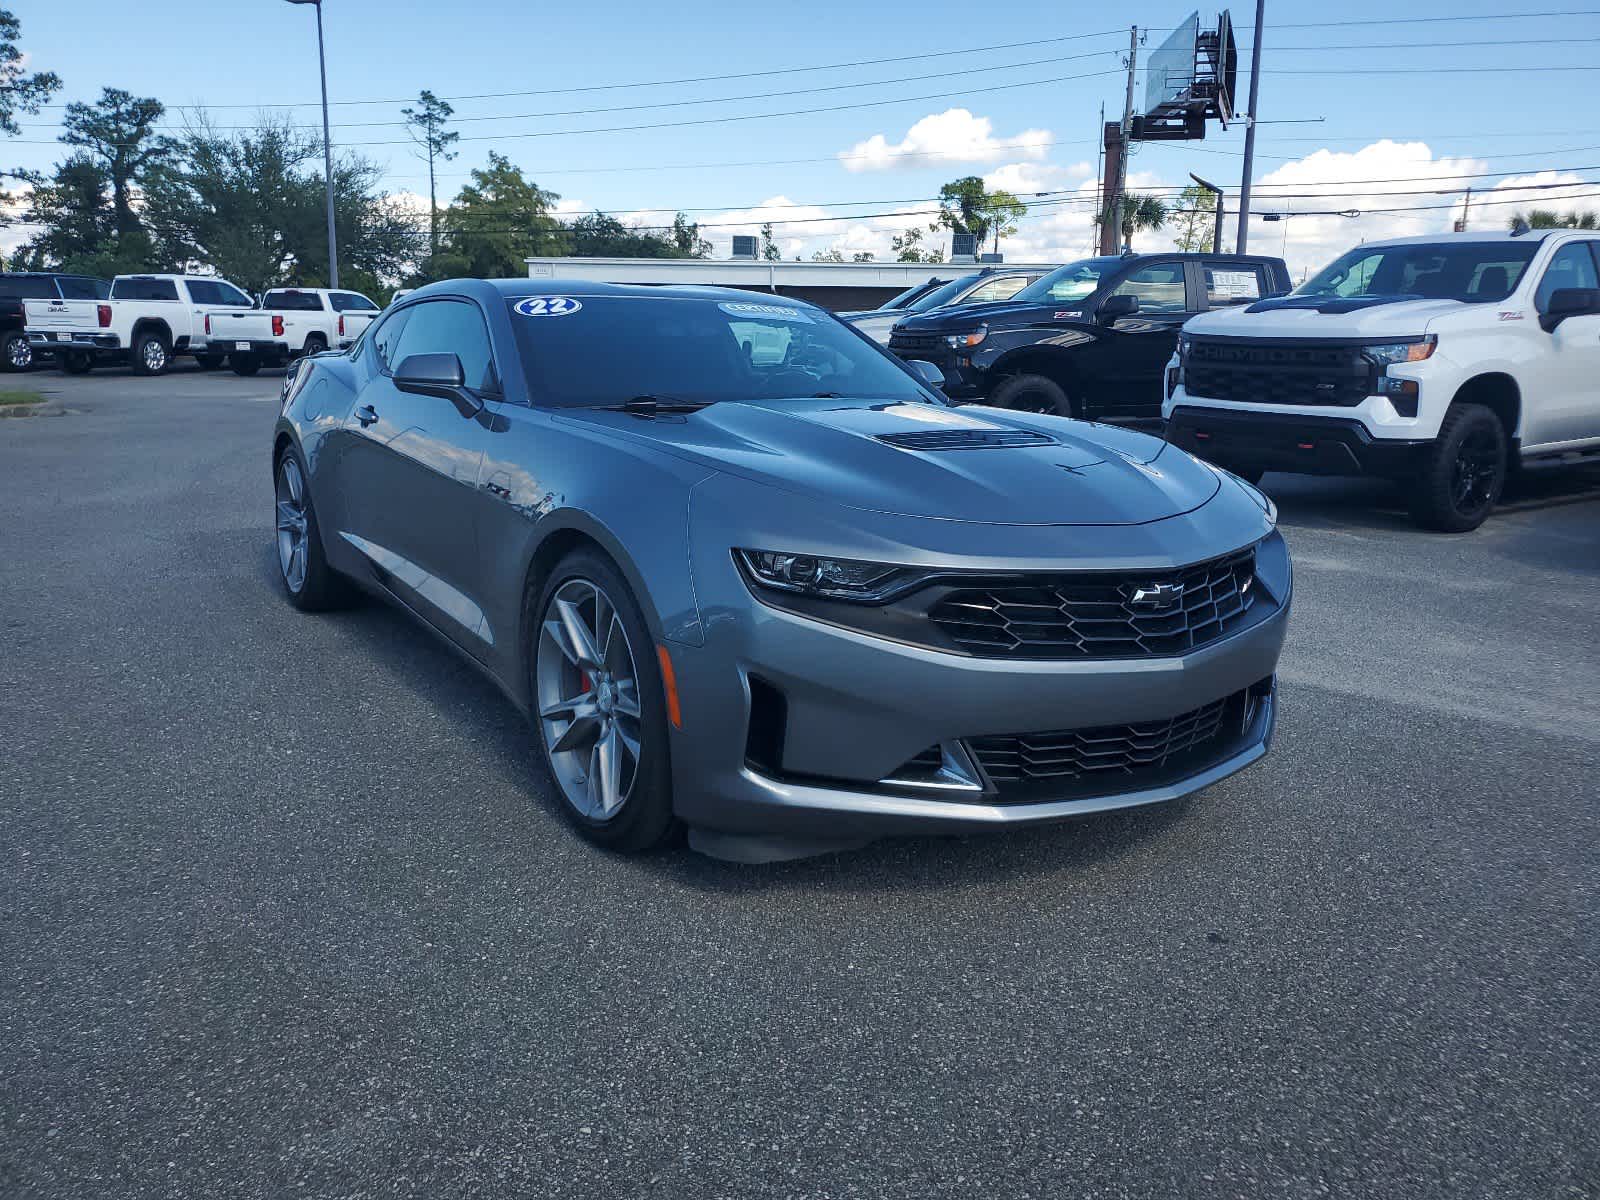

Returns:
531,551,675,853
987,373,1075,417
61,351,93,375
3,332,32,372
274,447,352,611
1408,402,1507,532
231,353,261,377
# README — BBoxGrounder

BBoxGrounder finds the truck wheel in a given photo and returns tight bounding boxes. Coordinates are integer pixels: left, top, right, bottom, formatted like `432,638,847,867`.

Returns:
988,373,1075,418
195,353,226,370
131,332,171,376
302,334,327,357
1408,402,1506,533
61,351,93,375
231,353,262,377
3,332,32,372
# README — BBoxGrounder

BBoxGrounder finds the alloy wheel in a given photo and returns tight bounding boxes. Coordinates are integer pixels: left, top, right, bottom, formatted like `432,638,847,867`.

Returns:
6,336,31,370
1451,427,1501,516
142,338,167,373
275,455,309,593
535,578,643,820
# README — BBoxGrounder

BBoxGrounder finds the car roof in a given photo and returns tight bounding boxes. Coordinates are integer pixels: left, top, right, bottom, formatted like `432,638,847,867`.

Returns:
424,278,834,309
1358,230,1557,248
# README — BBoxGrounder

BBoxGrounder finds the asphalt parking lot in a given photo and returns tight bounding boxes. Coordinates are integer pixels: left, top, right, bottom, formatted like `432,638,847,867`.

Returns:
3,367,1598,1199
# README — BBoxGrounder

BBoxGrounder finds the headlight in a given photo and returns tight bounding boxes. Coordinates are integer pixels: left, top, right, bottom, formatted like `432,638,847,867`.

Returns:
1364,335,1435,366
1177,332,1192,362
943,324,987,350
735,549,925,603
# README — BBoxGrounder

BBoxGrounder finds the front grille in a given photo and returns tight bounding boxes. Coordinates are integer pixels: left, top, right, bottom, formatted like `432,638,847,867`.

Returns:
876,428,1057,451
887,330,947,358
1186,338,1375,407
969,688,1248,799
928,548,1257,659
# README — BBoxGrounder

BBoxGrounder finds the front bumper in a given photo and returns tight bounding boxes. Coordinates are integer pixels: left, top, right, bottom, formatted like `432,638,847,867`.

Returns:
1166,405,1429,477
666,528,1291,844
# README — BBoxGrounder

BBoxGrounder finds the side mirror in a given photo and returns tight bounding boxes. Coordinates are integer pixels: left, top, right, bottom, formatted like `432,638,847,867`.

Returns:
1539,287,1600,332
1097,293,1139,324
905,359,945,388
393,352,481,416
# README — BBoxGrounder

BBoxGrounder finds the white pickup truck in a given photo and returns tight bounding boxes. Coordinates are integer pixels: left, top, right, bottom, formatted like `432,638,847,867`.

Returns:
24,273,257,375
202,287,382,375
1164,230,1600,530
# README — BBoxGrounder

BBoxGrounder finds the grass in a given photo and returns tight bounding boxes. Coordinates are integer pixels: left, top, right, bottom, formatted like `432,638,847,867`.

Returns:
0,388,47,407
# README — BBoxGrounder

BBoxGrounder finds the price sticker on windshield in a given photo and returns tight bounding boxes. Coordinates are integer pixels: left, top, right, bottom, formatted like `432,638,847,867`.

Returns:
514,296,583,317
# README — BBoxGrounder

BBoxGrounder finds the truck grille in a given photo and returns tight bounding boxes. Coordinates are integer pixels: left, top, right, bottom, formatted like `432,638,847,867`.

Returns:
887,330,947,358
928,548,1258,659
1185,338,1374,407
969,687,1252,799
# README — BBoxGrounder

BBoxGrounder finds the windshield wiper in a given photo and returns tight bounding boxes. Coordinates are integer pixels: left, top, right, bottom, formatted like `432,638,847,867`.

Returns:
599,395,710,415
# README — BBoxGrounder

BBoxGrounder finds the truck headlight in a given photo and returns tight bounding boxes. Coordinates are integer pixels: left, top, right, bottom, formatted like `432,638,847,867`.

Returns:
944,324,987,350
1364,335,1435,366
735,549,926,602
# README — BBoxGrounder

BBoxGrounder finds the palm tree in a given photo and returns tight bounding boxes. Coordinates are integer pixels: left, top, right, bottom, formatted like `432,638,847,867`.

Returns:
1508,208,1598,230
1101,192,1168,251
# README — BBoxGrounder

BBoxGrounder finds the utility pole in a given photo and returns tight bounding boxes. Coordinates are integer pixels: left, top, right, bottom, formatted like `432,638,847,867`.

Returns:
286,0,339,288
1093,101,1105,255
1112,25,1139,254
1456,188,1473,232
1235,0,1265,254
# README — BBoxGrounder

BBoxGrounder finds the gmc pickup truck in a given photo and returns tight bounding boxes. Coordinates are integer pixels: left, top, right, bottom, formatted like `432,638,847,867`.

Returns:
203,287,382,375
24,273,256,374
2,272,111,371
1164,230,1600,531
889,252,1290,421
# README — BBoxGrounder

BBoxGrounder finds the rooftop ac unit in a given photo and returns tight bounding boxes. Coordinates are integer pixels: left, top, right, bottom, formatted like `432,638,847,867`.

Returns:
950,231,977,263
730,235,759,260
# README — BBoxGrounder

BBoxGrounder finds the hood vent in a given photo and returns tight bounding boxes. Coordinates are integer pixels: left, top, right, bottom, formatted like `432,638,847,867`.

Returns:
876,428,1058,452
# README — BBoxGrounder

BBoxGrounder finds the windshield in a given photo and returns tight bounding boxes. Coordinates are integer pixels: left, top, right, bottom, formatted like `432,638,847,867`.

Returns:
1014,258,1122,304
878,281,939,310
905,274,983,312
508,295,939,409
1295,241,1541,303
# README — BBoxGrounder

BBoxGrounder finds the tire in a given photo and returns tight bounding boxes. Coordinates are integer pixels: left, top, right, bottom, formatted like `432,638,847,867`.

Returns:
3,332,32,372
1407,402,1507,533
130,331,171,376
273,445,352,612
61,351,93,375
302,334,327,357
529,549,675,853
231,353,261,377
988,372,1075,417
195,353,226,370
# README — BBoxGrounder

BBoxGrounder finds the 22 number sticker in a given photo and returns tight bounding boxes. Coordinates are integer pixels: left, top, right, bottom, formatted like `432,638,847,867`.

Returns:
514,296,583,317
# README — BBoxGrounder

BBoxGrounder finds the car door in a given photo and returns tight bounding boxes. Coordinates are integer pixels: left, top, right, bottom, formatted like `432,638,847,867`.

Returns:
1080,259,1195,418
1525,240,1600,448
337,297,503,654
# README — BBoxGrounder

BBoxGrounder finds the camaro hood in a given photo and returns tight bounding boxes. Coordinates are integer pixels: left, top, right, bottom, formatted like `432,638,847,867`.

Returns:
1186,295,1472,339
557,398,1220,526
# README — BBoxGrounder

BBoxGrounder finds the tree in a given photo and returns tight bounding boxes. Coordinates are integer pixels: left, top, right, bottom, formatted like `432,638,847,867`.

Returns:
11,156,120,274
852,251,875,263
60,88,172,241
669,211,711,259
1509,208,1598,230
432,152,562,279
1101,191,1168,251
979,189,1026,254
811,247,845,262
760,222,781,261
401,90,459,260
1171,184,1217,252
892,227,940,263
0,7,59,179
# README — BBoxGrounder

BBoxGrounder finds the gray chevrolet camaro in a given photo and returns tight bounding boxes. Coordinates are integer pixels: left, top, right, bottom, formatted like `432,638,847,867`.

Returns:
272,279,1290,862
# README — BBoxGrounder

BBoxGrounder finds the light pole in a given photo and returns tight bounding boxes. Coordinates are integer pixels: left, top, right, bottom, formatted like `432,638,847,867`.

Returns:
286,0,339,288
1189,173,1225,255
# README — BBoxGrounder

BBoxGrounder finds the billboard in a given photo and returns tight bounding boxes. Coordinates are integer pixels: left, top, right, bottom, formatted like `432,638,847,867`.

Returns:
1144,12,1201,118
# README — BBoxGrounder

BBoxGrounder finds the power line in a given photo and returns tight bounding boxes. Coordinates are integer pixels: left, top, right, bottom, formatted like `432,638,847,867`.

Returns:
1274,7,1600,26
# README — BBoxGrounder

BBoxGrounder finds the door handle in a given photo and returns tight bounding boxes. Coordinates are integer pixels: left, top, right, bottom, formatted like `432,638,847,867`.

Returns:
354,404,378,427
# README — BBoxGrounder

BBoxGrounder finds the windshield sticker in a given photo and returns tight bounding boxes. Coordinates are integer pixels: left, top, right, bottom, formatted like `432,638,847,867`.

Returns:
718,301,813,323
514,296,583,317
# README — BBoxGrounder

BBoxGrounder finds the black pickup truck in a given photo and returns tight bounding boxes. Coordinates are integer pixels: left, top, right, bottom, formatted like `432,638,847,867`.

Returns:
887,252,1291,421
0,272,112,371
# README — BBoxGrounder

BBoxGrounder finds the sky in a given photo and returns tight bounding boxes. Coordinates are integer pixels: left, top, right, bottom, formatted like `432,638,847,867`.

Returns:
6,0,1600,279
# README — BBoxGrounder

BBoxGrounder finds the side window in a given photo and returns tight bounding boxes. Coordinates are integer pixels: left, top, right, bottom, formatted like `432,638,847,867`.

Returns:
214,281,254,307
370,306,413,372
963,276,1028,304
389,299,498,392
1204,265,1266,306
116,278,179,302
331,292,379,312
186,280,221,305
1534,243,1600,311
1109,261,1187,313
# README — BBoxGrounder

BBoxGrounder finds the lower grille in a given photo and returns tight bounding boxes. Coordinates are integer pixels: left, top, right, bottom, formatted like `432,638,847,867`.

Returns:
887,331,946,358
1186,338,1374,407
929,548,1258,659
968,687,1256,801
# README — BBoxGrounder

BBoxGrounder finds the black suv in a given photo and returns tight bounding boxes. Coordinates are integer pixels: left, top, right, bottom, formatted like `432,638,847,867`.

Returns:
888,253,1291,421
0,272,112,371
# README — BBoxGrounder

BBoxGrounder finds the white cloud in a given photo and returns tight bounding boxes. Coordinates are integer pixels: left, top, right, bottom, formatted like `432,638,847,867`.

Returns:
982,160,1094,197
839,109,1052,173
